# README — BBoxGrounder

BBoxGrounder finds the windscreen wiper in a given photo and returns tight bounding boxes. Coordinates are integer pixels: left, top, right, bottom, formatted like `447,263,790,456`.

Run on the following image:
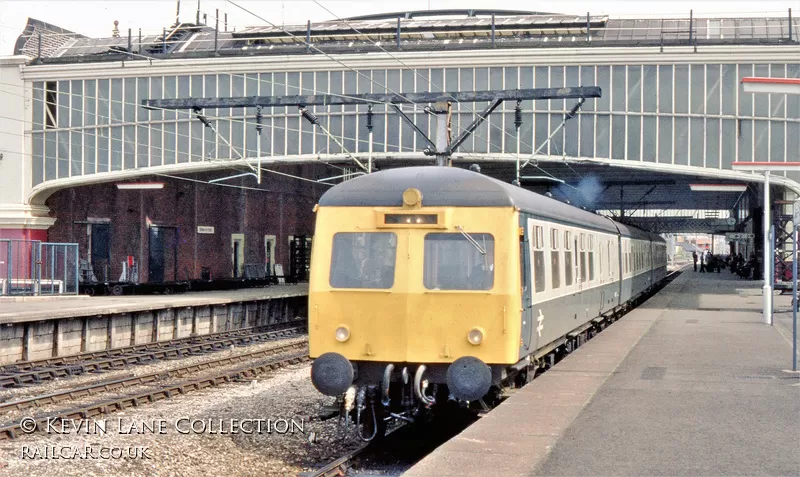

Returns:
455,226,486,255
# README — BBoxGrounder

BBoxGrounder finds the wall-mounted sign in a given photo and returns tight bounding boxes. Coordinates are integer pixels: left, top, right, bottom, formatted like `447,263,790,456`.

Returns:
197,226,215,234
726,232,754,240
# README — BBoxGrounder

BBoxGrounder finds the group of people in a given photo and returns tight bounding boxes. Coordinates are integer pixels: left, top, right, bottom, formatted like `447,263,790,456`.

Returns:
728,253,757,279
692,250,756,278
692,250,722,273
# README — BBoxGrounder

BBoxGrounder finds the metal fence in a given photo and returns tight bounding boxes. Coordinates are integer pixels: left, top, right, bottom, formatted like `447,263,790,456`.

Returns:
0,239,79,296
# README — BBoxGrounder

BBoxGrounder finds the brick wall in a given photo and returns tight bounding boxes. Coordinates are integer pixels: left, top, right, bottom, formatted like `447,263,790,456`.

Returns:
45,166,323,283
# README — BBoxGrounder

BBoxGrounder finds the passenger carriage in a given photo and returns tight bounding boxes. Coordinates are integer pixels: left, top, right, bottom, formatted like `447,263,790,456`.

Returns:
308,166,667,439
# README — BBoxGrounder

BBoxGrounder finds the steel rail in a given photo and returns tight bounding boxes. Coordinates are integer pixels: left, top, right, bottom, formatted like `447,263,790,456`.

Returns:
0,326,305,387
0,319,305,373
307,423,406,477
0,321,306,387
0,345,310,439
0,339,308,413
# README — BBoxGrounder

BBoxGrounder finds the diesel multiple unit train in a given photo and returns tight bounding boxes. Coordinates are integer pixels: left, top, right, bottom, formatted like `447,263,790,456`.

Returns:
308,166,667,439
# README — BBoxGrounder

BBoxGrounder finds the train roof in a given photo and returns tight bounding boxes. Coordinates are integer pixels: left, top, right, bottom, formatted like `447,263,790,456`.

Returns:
319,166,662,241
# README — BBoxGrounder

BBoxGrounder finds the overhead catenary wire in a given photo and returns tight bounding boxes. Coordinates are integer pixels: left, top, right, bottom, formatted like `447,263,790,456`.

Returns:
5,13,581,189
1,71,544,180
2,42,392,181
0,81,428,184
6,21,574,167
7,14,495,194
225,0,558,165
306,0,588,185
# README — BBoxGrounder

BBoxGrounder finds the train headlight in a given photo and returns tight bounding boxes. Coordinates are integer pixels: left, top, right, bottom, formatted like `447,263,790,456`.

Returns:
467,327,485,346
335,325,351,342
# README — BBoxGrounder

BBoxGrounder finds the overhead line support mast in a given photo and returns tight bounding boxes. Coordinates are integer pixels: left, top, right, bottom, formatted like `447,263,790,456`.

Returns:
144,87,600,167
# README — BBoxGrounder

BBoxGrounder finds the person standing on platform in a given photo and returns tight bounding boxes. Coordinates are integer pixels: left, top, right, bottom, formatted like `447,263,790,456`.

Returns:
699,251,707,273
693,251,698,272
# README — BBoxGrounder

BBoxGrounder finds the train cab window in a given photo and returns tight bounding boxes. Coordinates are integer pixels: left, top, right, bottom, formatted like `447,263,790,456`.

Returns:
550,228,560,289
588,235,595,281
330,232,397,289
564,231,573,286
424,233,494,290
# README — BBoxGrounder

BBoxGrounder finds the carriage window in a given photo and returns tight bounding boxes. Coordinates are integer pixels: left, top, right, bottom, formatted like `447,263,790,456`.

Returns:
330,232,397,289
580,250,587,282
551,229,560,289
625,243,630,273
579,233,586,282
598,239,603,278
520,229,529,303
589,249,595,281
564,231,573,286
424,233,494,290
533,226,546,293
564,249,573,286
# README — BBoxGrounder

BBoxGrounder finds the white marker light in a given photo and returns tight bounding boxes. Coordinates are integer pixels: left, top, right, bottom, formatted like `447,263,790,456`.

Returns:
335,325,350,343
467,327,484,346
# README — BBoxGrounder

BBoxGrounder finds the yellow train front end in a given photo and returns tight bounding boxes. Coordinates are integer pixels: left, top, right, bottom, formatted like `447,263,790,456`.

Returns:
308,185,522,430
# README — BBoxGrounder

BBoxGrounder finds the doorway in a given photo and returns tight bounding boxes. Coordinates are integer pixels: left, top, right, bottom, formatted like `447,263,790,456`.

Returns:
149,226,178,282
264,235,276,279
90,223,111,282
231,234,245,278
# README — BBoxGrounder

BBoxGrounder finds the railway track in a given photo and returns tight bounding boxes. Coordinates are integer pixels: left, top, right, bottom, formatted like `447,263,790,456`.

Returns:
0,340,310,439
0,320,306,387
307,423,406,477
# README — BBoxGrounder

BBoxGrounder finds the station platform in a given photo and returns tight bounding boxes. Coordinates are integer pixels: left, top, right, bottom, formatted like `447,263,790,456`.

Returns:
0,284,309,365
404,271,800,476
0,284,308,324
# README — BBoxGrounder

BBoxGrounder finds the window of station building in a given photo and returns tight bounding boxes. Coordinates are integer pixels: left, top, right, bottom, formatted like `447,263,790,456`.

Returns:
330,232,397,289
550,228,560,289
564,231,573,286
533,226,546,293
588,235,595,281
44,81,57,129
424,233,494,290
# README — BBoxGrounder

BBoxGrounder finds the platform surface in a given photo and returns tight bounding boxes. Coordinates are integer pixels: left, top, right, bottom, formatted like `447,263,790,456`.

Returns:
0,283,308,323
404,270,800,477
